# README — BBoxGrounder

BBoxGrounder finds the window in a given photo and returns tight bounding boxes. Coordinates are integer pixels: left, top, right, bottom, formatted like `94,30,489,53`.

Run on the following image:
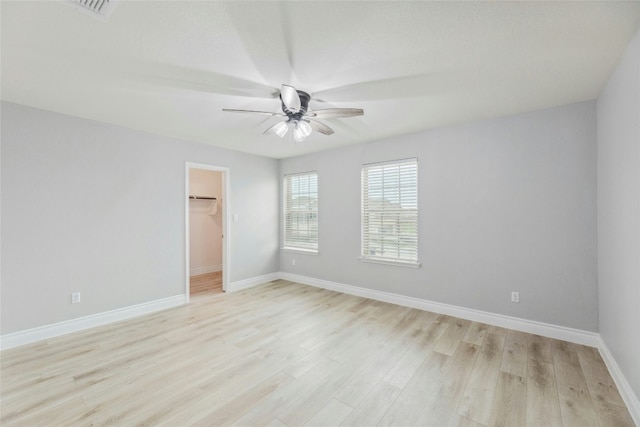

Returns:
283,172,318,252
361,158,419,267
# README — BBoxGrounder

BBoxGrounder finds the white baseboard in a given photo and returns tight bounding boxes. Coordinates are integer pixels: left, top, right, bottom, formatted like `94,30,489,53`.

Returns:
598,337,640,426
284,271,640,419
278,272,600,347
228,272,281,292
0,271,277,351
190,264,222,276
3,270,636,423
0,295,186,351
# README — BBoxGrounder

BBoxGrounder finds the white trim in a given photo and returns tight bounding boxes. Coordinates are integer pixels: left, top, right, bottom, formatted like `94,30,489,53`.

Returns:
185,162,231,300
278,272,599,347
363,157,419,167
228,273,281,293
0,295,185,351
281,248,319,256
598,336,640,425
190,264,223,276
359,257,421,268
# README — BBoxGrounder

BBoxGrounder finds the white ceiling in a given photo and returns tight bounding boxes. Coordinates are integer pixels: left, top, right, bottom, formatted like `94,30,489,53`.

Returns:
2,1,639,159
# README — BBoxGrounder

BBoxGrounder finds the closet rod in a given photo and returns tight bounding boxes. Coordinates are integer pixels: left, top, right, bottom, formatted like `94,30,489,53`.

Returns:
189,196,217,200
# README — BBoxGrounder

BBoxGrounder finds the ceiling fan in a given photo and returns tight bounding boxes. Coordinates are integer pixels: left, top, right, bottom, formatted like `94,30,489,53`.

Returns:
223,84,364,142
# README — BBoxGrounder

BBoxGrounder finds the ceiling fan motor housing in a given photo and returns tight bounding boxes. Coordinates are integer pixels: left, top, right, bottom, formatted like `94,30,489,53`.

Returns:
281,90,310,121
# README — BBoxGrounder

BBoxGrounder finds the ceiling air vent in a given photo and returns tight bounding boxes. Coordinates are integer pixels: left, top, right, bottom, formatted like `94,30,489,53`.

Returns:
69,0,117,22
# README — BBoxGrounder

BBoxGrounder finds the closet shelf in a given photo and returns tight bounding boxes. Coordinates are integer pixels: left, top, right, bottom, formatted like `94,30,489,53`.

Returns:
189,195,217,200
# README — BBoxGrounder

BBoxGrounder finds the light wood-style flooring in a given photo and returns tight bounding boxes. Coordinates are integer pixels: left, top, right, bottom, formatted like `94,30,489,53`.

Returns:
191,272,223,295
0,280,634,426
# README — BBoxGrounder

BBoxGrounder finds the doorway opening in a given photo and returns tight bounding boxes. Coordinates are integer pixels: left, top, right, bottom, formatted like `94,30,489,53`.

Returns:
185,162,229,302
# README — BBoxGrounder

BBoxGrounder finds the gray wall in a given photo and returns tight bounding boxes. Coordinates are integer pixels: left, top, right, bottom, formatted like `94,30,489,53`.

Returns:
1,102,279,334
597,28,640,402
281,101,598,331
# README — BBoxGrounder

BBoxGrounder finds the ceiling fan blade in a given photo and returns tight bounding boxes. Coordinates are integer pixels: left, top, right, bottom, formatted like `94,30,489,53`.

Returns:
222,109,284,116
221,3,296,87
263,122,278,135
118,58,280,99
280,84,301,113
306,119,335,136
312,72,460,102
305,108,364,119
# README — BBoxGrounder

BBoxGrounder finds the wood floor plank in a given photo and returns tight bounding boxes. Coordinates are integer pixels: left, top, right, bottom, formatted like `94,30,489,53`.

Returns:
326,315,392,364
500,329,528,377
381,328,434,389
144,346,310,426
390,307,425,332
80,340,242,409
339,381,402,427
527,333,553,363
0,377,79,426
486,325,508,337
488,371,527,427
591,398,636,427
377,351,450,426
551,339,589,389
455,414,487,427
190,371,295,427
576,344,627,407
457,332,506,425
265,418,288,427
303,398,353,427
557,382,599,427
190,271,223,295
575,345,635,426
415,342,480,426
463,322,488,346
276,357,361,427
334,323,416,407
414,313,451,348
282,348,329,379
433,317,470,356
526,358,563,427
408,308,439,333
231,357,342,427
88,354,269,426
2,397,88,427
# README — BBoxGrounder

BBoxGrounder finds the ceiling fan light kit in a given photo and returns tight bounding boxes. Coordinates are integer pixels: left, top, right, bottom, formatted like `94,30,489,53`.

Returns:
223,84,363,143
293,120,312,141
272,121,289,138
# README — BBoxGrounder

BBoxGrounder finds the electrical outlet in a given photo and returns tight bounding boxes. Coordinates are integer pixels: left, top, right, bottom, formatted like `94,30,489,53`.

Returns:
71,292,81,304
292,258,296,266
511,291,520,303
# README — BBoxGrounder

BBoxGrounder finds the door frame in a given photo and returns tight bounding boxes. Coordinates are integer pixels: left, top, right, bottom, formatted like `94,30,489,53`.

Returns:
185,162,230,301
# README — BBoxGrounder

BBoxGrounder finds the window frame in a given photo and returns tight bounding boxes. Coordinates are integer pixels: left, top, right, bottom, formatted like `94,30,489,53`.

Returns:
360,158,420,268
282,171,319,254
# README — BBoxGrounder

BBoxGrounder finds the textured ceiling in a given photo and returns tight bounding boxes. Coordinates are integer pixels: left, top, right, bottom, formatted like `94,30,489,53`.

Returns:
2,1,639,159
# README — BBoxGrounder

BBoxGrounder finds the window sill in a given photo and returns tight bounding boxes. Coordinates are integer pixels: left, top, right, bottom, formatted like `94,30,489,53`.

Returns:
359,257,421,268
281,247,319,256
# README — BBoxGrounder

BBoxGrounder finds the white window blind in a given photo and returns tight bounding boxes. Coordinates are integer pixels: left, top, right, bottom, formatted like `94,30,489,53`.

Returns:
361,158,419,266
283,172,318,252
